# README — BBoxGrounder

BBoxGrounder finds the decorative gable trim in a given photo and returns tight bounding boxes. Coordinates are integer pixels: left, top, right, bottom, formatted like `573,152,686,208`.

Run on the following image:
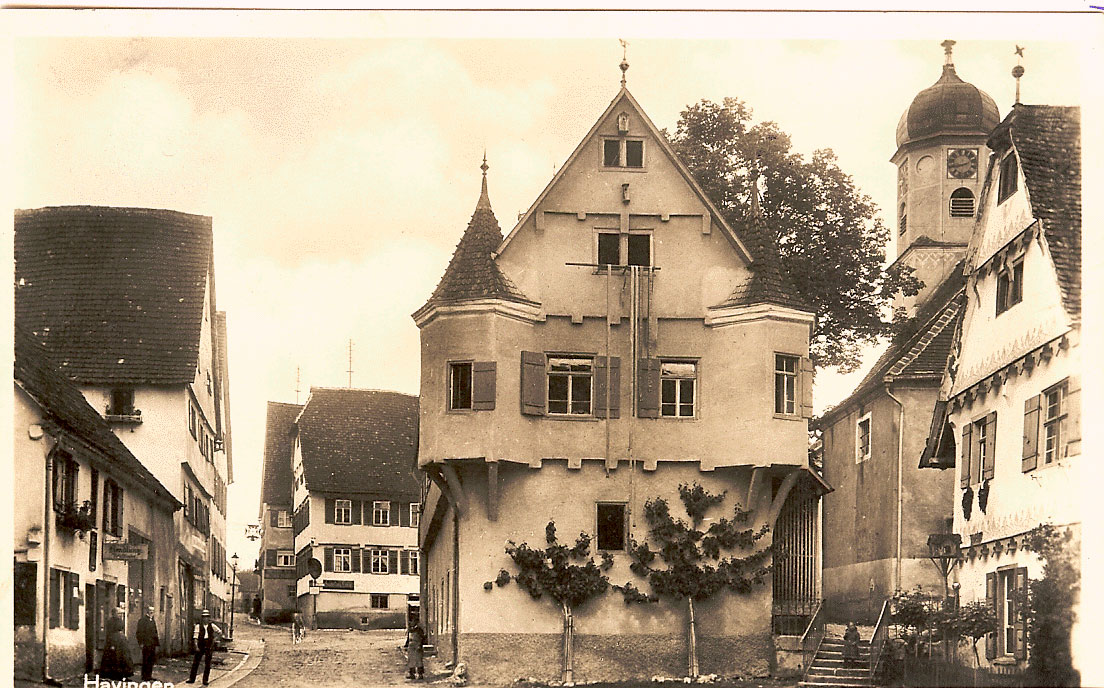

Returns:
497,88,754,265
412,297,545,328
949,330,1075,413
704,302,815,330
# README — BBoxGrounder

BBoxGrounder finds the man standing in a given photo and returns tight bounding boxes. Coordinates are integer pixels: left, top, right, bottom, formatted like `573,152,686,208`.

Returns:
136,606,160,681
187,609,222,685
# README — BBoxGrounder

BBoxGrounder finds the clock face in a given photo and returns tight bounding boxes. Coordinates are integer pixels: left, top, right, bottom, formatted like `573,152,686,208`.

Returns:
947,148,979,179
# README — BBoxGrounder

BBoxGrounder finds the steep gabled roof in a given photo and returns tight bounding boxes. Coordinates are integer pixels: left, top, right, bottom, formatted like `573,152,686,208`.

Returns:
1002,105,1081,319
297,388,420,498
15,206,214,385
260,401,302,509
423,168,536,309
14,326,181,509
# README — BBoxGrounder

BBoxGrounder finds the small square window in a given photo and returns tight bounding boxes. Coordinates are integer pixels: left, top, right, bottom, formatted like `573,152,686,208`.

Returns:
373,501,390,526
856,413,872,463
597,232,620,266
449,362,473,411
625,140,644,168
660,361,696,417
276,551,295,567
371,593,389,609
278,510,292,528
627,234,651,267
596,503,627,551
335,499,353,525
603,139,621,167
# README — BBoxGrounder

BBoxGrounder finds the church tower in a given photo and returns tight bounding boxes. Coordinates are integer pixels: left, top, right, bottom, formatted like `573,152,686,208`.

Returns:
891,40,1000,315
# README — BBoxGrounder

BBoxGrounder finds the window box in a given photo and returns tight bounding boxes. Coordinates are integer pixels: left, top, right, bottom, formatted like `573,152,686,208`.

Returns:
57,500,96,534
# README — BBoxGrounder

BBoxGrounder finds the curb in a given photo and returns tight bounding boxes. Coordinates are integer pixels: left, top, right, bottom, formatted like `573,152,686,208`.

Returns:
208,640,265,688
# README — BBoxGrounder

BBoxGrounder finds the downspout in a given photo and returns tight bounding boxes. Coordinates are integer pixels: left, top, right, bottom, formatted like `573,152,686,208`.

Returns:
452,509,460,665
42,445,53,683
884,383,905,592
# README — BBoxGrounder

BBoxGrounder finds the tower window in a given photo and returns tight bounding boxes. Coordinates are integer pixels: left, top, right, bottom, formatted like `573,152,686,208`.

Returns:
950,188,976,218
899,204,907,235
998,153,1018,204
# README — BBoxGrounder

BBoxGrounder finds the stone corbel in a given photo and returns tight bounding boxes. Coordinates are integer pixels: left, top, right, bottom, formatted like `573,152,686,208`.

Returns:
979,544,990,560
746,467,768,512
486,461,499,522
439,462,468,518
766,469,802,527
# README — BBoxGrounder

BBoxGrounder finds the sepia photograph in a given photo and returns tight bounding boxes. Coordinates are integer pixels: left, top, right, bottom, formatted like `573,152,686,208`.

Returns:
5,8,1095,688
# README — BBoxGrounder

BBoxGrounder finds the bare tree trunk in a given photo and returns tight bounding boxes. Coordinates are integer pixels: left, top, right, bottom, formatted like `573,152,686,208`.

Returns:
687,597,699,679
562,602,574,684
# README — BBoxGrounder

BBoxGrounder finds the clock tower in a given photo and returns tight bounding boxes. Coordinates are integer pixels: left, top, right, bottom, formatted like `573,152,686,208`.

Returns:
890,40,999,315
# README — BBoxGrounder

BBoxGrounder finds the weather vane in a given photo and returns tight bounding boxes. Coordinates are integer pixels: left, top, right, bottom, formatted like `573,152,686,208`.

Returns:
1013,45,1026,104
619,39,629,87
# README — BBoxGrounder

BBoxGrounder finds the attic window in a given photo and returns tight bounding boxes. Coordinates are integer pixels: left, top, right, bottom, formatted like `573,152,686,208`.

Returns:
108,388,135,416
602,138,645,169
596,231,652,269
998,153,1018,204
996,256,1024,315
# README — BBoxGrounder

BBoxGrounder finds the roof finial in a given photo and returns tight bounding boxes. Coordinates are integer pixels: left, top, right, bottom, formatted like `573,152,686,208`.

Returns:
749,168,763,220
619,38,629,87
941,39,956,66
476,153,491,211
1012,45,1026,105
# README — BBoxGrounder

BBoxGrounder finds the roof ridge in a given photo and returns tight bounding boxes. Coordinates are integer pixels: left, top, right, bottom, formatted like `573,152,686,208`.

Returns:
308,386,418,397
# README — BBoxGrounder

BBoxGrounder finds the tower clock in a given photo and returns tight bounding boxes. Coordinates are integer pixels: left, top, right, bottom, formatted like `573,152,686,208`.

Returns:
947,148,978,179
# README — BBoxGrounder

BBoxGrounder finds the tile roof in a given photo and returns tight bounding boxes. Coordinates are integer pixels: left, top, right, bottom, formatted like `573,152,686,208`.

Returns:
14,326,181,509
260,401,302,508
297,388,420,498
1004,105,1081,319
15,205,214,385
716,210,810,311
424,173,536,309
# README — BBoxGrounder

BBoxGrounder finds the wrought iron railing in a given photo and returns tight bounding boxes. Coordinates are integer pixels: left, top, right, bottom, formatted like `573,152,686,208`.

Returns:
868,597,892,680
799,600,826,676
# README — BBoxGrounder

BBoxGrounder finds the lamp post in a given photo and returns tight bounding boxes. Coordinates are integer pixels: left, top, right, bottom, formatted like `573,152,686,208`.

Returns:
229,553,239,641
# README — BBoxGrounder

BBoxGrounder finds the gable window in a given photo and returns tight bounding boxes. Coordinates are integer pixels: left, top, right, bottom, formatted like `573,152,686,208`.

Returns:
597,232,620,266
547,356,593,415
409,503,420,528
660,360,696,417
1043,382,1068,465
596,231,652,268
602,138,645,169
371,593,389,609
856,413,872,463
373,501,391,526
950,188,976,217
276,551,295,567
627,233,651,266
996,256,1024,315
108,388,135,415
370,549,389,574
449,362,473,411
334,499,352,525
774,354,798,415
596,503,627,551
333,547,352,573
998,153,1018,204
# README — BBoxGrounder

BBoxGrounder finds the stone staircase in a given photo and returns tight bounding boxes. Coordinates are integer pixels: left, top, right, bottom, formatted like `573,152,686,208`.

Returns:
799,625,874,688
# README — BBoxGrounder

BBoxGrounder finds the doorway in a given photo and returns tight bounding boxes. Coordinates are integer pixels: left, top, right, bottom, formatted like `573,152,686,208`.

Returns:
85,583,97,673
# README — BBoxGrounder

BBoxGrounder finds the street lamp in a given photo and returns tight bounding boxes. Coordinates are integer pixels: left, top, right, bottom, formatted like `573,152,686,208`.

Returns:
229,553,239,640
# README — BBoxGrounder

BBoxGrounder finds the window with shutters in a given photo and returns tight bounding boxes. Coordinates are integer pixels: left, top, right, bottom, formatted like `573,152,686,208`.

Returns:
406,550,420,576
370,549,389,574
334,548,352,573
998,152,1018,204
1043,381,1067,465
335,499,352,525
856,413,872,463
373,501,390,526
52,451,79,513
775,354,798,415
660,360,696,418
1000,569,1016,656
409,503,420,528
278,510,292,528
548,356,593,415
974,417,988,483
596,503,627,551
996,256,1024,315
949,188,976,218
449,362,473,410
103,479,123,537
276,551,295,567
371,593,389,609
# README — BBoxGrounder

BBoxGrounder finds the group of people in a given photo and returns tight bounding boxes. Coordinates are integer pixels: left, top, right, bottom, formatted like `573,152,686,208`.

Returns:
95,606,224,686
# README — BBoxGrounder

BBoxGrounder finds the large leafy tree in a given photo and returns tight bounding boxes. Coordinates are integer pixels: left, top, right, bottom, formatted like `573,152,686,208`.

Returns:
670,98,920,372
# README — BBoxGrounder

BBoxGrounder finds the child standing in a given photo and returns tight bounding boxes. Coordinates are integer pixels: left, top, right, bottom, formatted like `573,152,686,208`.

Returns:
405,622,426,680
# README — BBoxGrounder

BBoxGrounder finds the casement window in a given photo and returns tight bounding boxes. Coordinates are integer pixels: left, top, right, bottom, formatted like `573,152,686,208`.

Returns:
774,354,798,415
49,568,80,630
409,503,420,528
108,388,135,415
333,548,352,573
595,231,652,268
1023,379,1079,471
448,360,496,411
856,413,872,463
660,361,697,417
987,568,1028,660
949,188,976,218
335,499,353,525
189,403,198,439
1042,383,1067,465
277,510,292,528
401,550,420,576
449,362,473,410
596,503,627,551
961,412,997,487
370,593,389,609
998,153,1018,204
547,356,593,415
103,479,123,537
602,138,644,169
372,501,391,526
51,451,78,512
370,549,389,574
996,256,1024,315
276,551,295,568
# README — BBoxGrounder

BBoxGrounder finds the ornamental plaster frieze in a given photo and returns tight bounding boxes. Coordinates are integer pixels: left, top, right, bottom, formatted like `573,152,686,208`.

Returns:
951,319,1070,398
960,494,1073,546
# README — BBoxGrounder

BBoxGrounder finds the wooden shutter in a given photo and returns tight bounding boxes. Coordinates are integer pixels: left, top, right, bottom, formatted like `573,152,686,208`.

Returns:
398,502,408,528
351,548,361,573
324,547,333,572
90,469,99,522
1014,567,1028,659
114,484,123,537
960,424,973,487
388,550,399,575
1065,378,1080,456
390,501,399,527
799,356,814,419
520,351,546,416
400,551,410,575
49,569,61,628
266,549,277,566
352,501,362,525
637,358,661,418
986,572,997,659
325,498,335,524
1022,395,1040,472
982,412,997,480
593,356,621,419
472,362,497,411
66,572,80,629
103,481,110,532
270,510,279,526
362,550,370,572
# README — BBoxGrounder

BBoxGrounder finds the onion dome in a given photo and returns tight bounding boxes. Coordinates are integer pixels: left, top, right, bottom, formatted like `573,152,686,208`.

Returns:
895,41,1000,149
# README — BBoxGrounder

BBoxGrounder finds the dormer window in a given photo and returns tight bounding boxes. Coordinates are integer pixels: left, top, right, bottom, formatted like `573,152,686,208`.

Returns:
596,231,652,268
602,138,645,169
998,152,1018,204
996,256,1024,315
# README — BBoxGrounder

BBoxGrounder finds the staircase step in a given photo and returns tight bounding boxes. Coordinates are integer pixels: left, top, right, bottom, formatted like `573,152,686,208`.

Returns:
807,667,869,677
799,682,871,688
816,650,871,659
799,678,872,686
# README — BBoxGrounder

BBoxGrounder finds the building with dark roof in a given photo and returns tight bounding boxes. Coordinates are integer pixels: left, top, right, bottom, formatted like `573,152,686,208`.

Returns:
14,205,234,655
289,388,420,628
257,401,302,620
14,326,181,681
414,77,826,682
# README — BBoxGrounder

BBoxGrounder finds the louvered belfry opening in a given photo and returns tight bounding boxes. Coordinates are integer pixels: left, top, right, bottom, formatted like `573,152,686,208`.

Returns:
771,480,820,635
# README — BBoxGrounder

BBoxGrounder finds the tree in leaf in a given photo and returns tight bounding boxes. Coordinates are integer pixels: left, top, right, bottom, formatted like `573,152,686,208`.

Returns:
943,601,998,668
617,483,771,678
1022,524,1080,687
669,97,922,372
497,522,613,683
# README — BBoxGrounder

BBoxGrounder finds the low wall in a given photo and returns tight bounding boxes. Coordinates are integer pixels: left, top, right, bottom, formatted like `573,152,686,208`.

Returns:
773,635,804,679
315,610,405,630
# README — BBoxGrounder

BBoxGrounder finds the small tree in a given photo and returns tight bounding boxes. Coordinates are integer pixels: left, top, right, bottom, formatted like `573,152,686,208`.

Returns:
618,484,771,678
947,601,998,668
496,522,612,683
1022,524,1080,687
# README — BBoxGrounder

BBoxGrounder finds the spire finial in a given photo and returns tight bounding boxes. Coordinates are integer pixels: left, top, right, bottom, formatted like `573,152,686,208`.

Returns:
619,38,629,87
481,150,488,176
749,168,762,220
941,39,956,66
476,153,491,211
1012,45,1026,105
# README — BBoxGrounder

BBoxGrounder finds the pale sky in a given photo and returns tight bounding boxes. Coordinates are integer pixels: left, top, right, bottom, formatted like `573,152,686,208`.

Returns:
4,10,1095,575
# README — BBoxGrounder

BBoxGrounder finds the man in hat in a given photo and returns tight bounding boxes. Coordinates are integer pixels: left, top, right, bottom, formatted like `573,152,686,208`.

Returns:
136,606,160,681
187,610,222,685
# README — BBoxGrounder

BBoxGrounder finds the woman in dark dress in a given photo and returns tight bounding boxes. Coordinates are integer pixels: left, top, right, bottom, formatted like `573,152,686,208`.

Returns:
843,621,861,667
99,609,135,680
